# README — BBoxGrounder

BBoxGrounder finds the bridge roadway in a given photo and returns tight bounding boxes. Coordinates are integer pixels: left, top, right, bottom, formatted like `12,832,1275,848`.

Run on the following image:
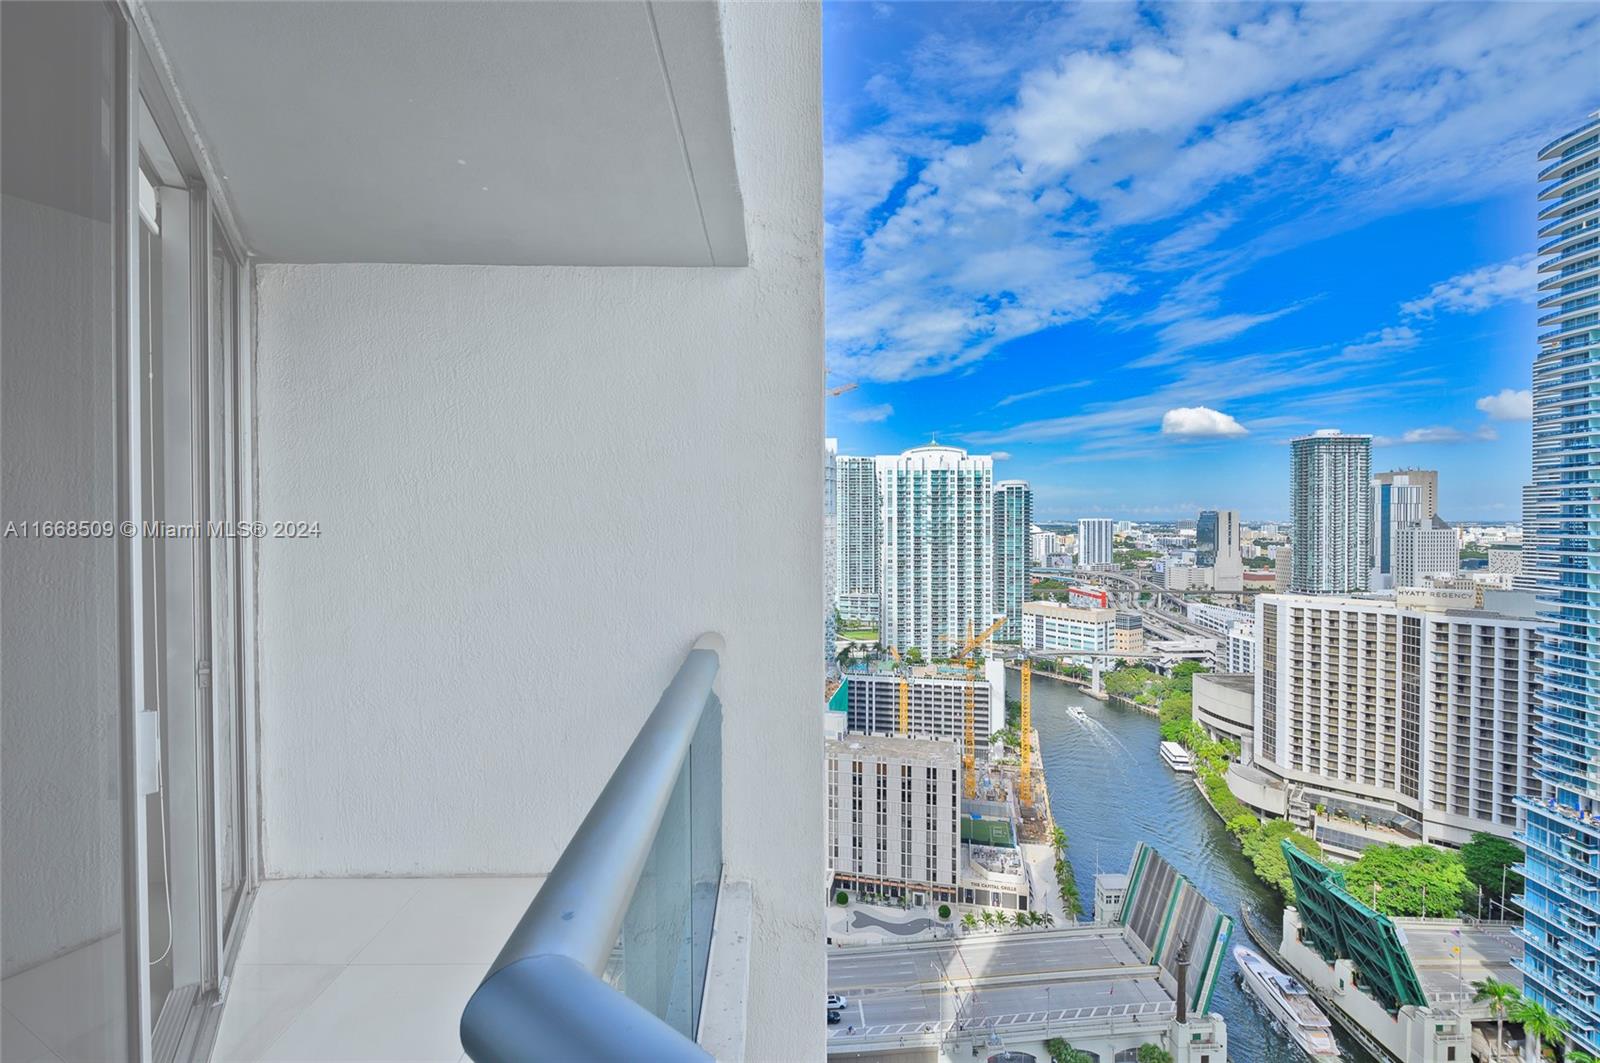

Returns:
825,927,1177,1049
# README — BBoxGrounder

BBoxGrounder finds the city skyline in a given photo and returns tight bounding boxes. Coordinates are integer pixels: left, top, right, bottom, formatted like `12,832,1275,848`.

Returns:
822,2,1598,520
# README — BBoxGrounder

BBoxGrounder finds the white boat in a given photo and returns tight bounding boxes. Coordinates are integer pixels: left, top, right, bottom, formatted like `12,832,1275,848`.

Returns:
1233,945,1342,1061
1067,706,1089,723
1159,741,1193,773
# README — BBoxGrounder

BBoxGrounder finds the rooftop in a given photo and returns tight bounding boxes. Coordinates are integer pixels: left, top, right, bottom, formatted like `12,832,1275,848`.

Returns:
1196,672,1256,694
827,733,962,767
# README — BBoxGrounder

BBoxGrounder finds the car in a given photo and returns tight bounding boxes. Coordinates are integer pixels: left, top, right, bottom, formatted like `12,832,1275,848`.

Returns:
826,1010,841,1025
826,994,848,1010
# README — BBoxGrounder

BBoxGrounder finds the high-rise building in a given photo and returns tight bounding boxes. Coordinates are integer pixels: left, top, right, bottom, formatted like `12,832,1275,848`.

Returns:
1519,111,1600,1054
1198,508,1244,590
834,453,880,622
1021,600,1116,654
1373,468,1438,522
1392,518,1459,589
1077,517,1114,568
1290,430,1371,594
877,444,994,656
825,438,838,663
1256,591,1539,847
825,734,961,905
993,481,1032,642
844,659,1008,741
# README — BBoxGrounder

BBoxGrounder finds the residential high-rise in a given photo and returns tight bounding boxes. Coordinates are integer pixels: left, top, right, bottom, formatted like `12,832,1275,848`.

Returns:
1077,517,1114,568
825,438,837,663
834,452,880,623
877,444,994,656
1519,111,1600,1054
1371,471,1456,590
1373,468,1438,522
993,480,1032,641
1290,430,1371,594
1255,591,1539,847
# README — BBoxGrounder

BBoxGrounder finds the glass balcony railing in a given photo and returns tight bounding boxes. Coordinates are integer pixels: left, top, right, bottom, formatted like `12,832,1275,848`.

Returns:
461,635,726,1062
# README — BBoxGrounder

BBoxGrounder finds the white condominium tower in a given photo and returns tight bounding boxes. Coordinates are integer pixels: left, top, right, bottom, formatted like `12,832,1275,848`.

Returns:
1520,111,1600,1054
1290,430,1371,594
1077,517,1113,568
993,481,1032,642
834,453,880,622
1256,591,1539,846
877,444,994,657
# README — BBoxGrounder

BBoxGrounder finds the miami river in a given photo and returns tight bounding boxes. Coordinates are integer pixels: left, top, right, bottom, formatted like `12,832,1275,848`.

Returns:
1031,673,1375,1062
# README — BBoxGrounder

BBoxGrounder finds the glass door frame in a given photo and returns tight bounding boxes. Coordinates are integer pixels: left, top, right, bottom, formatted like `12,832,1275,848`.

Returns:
122,8,262,1059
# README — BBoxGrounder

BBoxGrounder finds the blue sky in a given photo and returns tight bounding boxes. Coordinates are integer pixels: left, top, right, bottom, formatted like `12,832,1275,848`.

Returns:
822,1,1599,521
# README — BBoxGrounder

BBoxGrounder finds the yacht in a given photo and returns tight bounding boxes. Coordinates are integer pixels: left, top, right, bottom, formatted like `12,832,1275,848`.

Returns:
1067,706,1089,723
1233,945,1342,1061
1159,741,1193,773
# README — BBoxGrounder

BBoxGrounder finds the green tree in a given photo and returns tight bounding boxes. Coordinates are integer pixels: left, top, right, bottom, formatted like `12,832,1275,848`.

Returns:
1460,832,1524,916
835,645,853,669
1044,1039,1095,1063
1510,996,1567,1061
938,903,951,920
962,911,976,929
1137,1045,1174,1063
1341,843,1470,917
1472,976,1520,1059
835,890,848,906
904,646,924,665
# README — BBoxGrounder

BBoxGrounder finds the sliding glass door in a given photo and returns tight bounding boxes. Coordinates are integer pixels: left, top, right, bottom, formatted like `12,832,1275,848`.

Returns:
2,7,258,1059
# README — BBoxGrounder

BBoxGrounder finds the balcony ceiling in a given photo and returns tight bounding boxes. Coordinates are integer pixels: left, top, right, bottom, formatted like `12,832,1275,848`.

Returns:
142,1,747,266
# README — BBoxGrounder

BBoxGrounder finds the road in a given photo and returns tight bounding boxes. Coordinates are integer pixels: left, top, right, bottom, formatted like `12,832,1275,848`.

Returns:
825,928,1175,1045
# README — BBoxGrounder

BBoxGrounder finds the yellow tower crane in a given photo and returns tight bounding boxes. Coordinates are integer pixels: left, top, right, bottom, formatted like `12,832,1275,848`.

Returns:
950,616,1006,798
886,646,910,736
1019,658,1033,806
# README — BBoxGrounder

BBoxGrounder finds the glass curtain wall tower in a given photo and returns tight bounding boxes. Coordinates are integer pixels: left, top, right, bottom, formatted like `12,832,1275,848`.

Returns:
993,481,1032,642
1519,110,1600,1055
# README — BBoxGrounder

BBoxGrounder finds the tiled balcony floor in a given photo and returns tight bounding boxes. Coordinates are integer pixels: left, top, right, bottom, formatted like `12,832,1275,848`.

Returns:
214,877,542,1062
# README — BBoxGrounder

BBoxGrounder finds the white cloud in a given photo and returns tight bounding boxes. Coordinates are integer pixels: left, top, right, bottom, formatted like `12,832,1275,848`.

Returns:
995,380,1091,407
1476,388,1533,421
1341,326,1419,359
1373,424,1498,446
1401,256,1536,318
1161,406,1249,438
825,4,1597,383
991,451,1013,461
847,403,893,424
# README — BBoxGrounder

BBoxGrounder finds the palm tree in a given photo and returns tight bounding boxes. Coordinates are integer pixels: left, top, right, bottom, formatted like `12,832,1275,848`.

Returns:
1473,976,1520,1059
835,645,853,669
1509,997,1566,1061
961,911,976,930
1566,1053,1600,1063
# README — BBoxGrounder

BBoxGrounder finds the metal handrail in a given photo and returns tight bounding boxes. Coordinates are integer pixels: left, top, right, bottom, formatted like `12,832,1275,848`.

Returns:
461,634,724,1063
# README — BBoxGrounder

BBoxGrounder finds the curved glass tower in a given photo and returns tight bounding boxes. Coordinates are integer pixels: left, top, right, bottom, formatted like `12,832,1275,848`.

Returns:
1518,110,1600,1056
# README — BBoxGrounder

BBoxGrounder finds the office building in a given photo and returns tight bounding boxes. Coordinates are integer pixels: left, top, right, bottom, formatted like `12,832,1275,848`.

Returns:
1225,620,1257,675
1031,526,1061,566
1255,591,1539,848
1290,430,1372,594
1021,600,1116,654
1186,601,1253,637
878,444,994,656
834,453,880,622
994,481,1033,642
1519,111,1600,1054
826,735,961,905
844,661,1008,742
1274,545,1293,592
1114,612,1145,654
1392,518,1459,588
1371,473,1427,586
1198,509,1244,590
1373,469,1438,522
1077,517,1114,568
1163,562,1211,591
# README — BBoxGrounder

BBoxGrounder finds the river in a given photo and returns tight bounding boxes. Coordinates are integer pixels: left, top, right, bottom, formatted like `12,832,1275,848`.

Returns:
1031,673,1375,1063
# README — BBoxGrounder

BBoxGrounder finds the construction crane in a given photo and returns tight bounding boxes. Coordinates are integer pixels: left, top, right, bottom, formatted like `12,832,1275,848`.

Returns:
950,616,1006,799
886,645,910,737
1019,658,1033,807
